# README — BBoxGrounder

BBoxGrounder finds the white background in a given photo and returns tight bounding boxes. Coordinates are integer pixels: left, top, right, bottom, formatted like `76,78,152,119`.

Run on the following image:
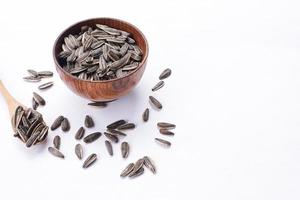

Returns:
0,0,300,199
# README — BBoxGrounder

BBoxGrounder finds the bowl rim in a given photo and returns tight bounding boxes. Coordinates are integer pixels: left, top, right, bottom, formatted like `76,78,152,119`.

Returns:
53,17,149,83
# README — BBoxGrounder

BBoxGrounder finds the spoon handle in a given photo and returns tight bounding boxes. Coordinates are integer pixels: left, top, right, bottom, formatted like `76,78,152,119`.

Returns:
0,80,20,117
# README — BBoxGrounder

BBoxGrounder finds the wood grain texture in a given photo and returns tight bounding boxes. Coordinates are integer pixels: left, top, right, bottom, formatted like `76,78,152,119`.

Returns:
53,18,149,102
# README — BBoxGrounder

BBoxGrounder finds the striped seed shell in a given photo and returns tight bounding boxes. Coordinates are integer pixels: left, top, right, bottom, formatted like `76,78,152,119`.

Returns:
159,68,172,80
84,115,94,128
38,82,53,90
32,97,39,110
155,138,171,147
117,123,136,130
61,117,70,132
142,108,149,122
157,122,176,129
75,127,85,140
120,163,134,177
143,156,156,174
75,144,83,160
107,120,127,129
129,159,144,177
53,135,61,150
27,69,38,77
83,132,102,143
106,129,127,136
151,81,164,92
104,132,119,143
82,153,97,168
23,76,41,82
33,92,45,106
87,101,107,107
51,116,64,130
129,167,144,178
159,129,175,136
48,147,64,159
105,140,113,156
149,96,162,109
121,142,129,158
37,71,53,77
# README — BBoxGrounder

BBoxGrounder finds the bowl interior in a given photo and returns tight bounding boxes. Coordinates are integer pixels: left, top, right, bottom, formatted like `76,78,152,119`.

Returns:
53,18,148,82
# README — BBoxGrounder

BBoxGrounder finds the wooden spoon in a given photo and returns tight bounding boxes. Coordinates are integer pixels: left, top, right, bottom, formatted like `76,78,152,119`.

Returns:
0,80,25,119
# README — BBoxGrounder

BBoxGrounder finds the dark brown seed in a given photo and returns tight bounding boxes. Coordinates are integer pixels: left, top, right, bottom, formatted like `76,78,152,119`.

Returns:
83,132,102,143
106,129,127,136
120,163,135,177
32,97,39,110
75,144,83,160
61,118,70,132
38,82,53,90
53,135,61,149
157,122,176,129
142,108,149,122
87,102,107,107
75,127,85,140
105,140,113,156
82,153,97,168
121,142,129,158
149,96,162,109
129,167,144,178
48,147,65,159
117,123,135,130
152,81,165,92
143,156,156,174
155,138,171,147
104,132,119,143
33,92,45,106
84,115,94,128
38,71,53,77
107,120,127,129
51,116,64,130
159,68,172,80
159,129,175,136
129,158,144,176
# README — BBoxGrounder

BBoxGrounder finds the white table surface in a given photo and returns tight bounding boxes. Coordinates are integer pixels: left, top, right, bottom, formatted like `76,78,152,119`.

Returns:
0,0,300,199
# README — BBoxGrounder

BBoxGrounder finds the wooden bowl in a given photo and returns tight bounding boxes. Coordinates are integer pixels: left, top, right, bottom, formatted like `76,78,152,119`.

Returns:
53,18,149,102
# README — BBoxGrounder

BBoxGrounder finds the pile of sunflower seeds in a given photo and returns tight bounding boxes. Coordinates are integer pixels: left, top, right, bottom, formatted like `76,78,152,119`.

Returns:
58,24,143,81
12,106,48,148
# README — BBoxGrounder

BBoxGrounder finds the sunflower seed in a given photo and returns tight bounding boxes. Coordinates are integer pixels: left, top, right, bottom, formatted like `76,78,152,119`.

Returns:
157,122,176,129
87,101,107,107
104,132,119,143
23,76,41,82
107,120,127,129
83,132,102,143
82,153,97,168
129,158,144,176
149,96,162,109
105,140,113,156
53,135,61,149
48,147,65,159
106,129,127,136
152,81,164,92
75,127,85,140
129,167,144,178
155,138,171,147
27,69,38,77
33,92,45,106
61,117,70,132
159,129,175,136
120,163,135,177
159,68,172,80
117,123,135,130
32,97,39,110
142,108,149,122
51,116,64,130
37,71,53,77
75,144,83,160
38,82,53,90
121,142,129,158
143,156,156,174
84,115,94,128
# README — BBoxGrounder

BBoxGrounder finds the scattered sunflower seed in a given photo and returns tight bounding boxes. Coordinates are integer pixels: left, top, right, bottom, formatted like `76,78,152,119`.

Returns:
155,138,171,147
84,115,94,128
121,142,129,158
104,132,119,143
32,97,39,110
159,129,175,136
82,153,97,168
87,102,107,107
117,123,136,130
143,156,156,174
33,92,45,106
83,132,102,143
120,163,135,177
107,120,127,129
75,127,85,140
48,147,64,159
61,117,70,132
107,129,127,136
149,96,162,110
129,158,144,177
75,144,83,160
38,82,53,90
151,81,165,92
142,108,149,122
53,135,61,149
159,68,172,80
129,167,144,178
157,122,176,129
105,140,113,156
51,116,64,130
